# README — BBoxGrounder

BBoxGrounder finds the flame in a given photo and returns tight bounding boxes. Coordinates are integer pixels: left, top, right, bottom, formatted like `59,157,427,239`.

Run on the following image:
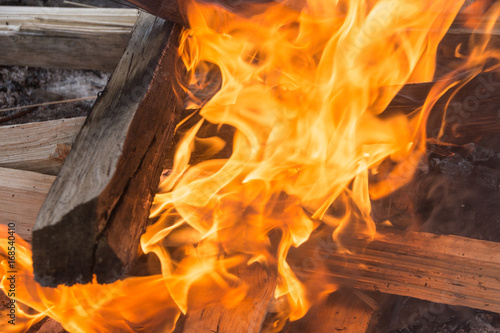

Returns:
148,0,466,320
0,228,181,332
1,0,500,331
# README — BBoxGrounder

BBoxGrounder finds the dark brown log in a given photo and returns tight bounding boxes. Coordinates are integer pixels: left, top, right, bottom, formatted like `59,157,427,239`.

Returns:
32,12,187,286
26,317,68,333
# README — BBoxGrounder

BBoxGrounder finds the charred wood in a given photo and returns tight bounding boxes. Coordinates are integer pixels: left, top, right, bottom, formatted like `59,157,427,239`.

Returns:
32,12,187,286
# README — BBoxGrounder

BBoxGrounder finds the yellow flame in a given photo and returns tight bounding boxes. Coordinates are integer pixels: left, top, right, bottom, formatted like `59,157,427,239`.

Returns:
2,0,500,331
0,228,181,332
147,0,467,320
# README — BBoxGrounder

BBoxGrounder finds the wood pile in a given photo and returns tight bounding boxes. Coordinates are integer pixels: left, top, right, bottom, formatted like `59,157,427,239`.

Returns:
0,3,499,333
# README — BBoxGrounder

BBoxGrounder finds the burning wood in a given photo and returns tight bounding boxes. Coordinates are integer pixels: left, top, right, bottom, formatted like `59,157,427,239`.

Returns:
1,0,500,332
291,227,500,314
5,166,500,317
176,263,277,332
32,12,186,286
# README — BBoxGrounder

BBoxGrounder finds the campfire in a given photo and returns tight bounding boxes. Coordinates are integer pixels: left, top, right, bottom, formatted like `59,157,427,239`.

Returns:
1,0,500,332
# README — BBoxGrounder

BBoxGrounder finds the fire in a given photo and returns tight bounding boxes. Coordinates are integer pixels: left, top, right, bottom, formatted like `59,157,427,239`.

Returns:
1,0,499,331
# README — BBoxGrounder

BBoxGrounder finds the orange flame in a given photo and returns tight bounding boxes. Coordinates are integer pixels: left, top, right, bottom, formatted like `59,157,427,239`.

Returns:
2,0,500,331
148,0,467,320
0,228,181,332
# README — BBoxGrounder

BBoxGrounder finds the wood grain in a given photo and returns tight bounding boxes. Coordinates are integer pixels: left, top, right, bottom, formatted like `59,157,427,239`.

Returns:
283,289,379,333
32,12,187,286
290,227,500,315
0,167,55,242
0,117,85,175
0,7,137,70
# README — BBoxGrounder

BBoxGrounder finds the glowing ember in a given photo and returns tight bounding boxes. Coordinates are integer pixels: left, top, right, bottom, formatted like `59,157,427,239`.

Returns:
1,0,500,331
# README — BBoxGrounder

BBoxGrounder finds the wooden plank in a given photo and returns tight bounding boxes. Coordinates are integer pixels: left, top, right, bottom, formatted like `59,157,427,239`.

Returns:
177,263,277,333
0,7,138,70
125,0,280,26
290,227,500,315
0,117,85,175
32,12,187,287
0,167,55,242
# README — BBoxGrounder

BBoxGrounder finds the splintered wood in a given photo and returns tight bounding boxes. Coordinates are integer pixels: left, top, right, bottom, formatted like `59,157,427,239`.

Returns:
0,117,85,175
8,157,500,316
290,228,500,314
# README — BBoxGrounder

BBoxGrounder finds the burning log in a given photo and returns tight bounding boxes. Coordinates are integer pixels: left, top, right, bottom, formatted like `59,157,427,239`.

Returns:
0,118,85,175
0,167,54,242
290,227,500,314
0,7,138,71
32,12,187,286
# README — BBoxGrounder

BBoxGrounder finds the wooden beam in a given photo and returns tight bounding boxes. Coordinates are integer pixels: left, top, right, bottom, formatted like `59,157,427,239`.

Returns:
0,117,85,175
32,12,187,287
289,227,500,314
0,167,55,242
0,7,138,70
